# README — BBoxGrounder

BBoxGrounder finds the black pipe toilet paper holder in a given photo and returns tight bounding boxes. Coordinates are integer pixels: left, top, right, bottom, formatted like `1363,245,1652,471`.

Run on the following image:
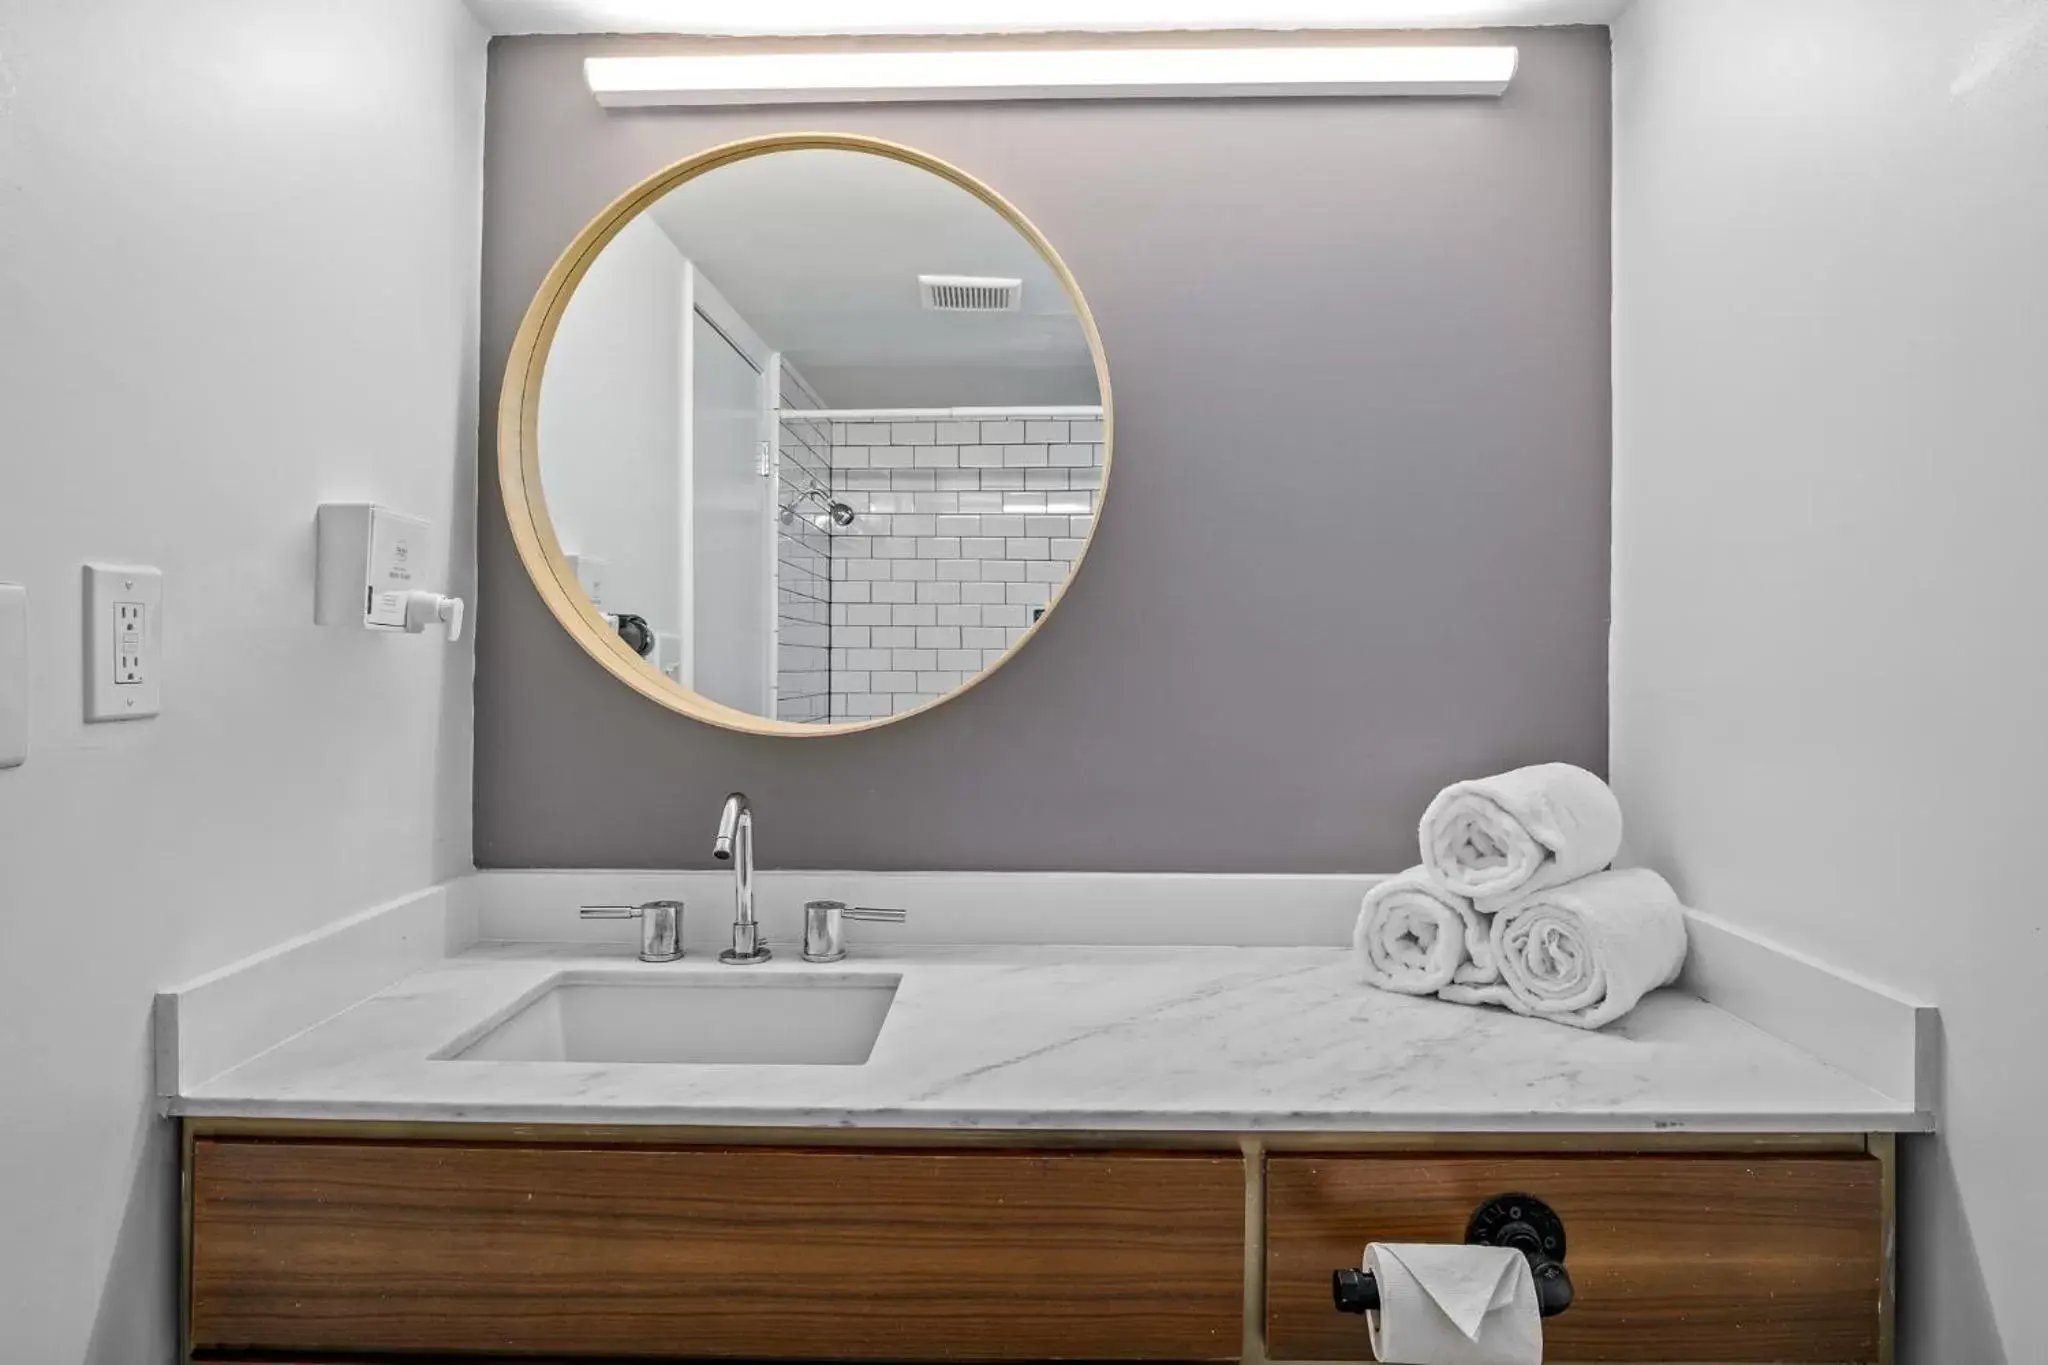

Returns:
1331,1193,1575,1320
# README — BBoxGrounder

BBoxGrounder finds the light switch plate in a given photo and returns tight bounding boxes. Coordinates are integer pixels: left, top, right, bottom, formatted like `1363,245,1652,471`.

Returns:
84,563,162,722
0,583,26,767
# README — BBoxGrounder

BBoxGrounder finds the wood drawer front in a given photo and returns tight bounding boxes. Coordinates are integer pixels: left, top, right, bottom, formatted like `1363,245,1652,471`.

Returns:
190,1139,1246,1360
1265,1154,1884,1363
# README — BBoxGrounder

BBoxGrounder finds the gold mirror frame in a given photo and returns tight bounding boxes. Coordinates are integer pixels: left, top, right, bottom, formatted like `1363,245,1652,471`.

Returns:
499,133,1114,736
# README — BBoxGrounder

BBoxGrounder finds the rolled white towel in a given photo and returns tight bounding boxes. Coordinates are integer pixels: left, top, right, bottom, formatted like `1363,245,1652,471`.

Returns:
1354,868,1496,995
1419,763,1623,912
1440,868,1689,1029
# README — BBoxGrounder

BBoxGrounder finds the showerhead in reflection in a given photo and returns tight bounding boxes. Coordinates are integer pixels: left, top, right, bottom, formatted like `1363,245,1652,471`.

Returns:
779,488,855,528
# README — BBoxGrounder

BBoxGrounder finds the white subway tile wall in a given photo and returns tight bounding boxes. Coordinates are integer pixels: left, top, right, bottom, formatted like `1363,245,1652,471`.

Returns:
814,416,1103,720
774,376,833,723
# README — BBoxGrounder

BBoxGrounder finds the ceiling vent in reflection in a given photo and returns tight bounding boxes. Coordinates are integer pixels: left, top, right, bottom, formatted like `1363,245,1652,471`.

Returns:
919,274,1022,312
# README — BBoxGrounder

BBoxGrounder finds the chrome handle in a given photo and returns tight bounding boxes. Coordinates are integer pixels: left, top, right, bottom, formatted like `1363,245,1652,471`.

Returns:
578,901,684,963
580,900,687,916
579,904,641,919
802,900,908,962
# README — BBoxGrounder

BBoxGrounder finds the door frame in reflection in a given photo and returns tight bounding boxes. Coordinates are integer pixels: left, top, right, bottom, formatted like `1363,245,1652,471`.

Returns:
676,262,778,714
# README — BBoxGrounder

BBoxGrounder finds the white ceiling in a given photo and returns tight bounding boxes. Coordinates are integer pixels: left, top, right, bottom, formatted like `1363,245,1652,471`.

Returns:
645,148,1097,405
466,1,1632,36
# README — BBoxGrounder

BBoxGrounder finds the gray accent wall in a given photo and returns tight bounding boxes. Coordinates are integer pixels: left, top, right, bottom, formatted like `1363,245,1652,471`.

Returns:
475,31,1612,872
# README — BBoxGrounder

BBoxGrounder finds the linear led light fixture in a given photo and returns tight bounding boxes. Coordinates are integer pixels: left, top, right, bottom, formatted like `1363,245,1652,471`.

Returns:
776,406,1104,421
585,46,1519,107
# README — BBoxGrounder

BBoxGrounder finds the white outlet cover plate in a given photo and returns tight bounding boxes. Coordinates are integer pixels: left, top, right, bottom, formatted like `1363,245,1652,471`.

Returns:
0,584,25,767
84,563,162,722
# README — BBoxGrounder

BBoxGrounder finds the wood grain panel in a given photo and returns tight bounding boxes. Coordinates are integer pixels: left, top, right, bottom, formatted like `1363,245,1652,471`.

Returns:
190,1139,1244,1360
1265,1153,1884,1363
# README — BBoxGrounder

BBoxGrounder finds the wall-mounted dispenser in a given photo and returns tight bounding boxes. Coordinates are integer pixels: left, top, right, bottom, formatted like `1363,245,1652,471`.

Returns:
314,504,465,642
562,553,607,609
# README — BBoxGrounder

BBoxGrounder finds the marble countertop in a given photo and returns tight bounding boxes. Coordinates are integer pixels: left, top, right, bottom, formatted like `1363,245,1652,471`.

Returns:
173,942,1921,1132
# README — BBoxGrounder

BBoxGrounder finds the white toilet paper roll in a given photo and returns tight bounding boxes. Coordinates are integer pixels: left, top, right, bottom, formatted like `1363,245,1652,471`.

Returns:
1364,1243,1542,1365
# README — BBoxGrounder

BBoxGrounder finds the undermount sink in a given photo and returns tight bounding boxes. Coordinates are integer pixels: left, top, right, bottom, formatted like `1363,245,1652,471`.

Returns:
440,971,901,1066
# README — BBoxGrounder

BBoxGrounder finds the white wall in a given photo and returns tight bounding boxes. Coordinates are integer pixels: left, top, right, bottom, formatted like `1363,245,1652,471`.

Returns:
536,213,685,639
1611,2,2048,1359
0,1,486,1359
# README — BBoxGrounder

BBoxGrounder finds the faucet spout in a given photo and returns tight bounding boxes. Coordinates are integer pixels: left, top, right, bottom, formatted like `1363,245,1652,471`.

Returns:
713,791,745,861
713,792,769,965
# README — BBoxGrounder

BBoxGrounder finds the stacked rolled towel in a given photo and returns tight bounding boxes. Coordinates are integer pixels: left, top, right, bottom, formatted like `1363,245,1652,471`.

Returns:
1419,762,1623,912
1438,869,1689,1029
1353,868,1495,996
1354,763,1688,1030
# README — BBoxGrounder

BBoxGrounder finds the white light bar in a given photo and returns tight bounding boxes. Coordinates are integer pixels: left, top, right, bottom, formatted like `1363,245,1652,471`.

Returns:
776,406,1104,421
585,46,1518,107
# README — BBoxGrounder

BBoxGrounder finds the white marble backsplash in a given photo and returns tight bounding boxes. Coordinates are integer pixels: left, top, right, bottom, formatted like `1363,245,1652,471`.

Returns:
466,868,1378,951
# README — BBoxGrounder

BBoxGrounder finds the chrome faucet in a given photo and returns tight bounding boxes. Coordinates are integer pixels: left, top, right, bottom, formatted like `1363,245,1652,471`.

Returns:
712,791,770,965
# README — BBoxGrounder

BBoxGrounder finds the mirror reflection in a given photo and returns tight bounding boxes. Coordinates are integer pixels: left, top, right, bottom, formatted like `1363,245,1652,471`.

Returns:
537,145,1106,726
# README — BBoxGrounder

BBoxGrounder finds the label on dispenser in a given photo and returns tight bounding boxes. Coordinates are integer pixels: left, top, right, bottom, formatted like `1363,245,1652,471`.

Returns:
364,507,428,628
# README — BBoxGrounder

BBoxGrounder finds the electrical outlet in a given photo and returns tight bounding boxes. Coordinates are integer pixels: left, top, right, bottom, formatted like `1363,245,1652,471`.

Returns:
115,601,145,682
84,563,162,722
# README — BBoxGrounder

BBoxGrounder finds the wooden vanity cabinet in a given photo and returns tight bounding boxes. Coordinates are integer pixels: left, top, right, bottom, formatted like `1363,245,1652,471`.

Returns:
187,1137,1247,1361
185,1128,1891,1365
1266,1152,1888,1363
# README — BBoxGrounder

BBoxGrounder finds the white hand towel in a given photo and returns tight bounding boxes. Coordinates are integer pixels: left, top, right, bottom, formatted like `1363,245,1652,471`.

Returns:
1441,868,1688,1030
1363,1243,1542,1365
1419,763,1623,912
1354,868,1497,995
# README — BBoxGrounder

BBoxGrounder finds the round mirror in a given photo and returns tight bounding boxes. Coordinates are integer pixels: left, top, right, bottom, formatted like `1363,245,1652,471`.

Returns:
500,134,1111,735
